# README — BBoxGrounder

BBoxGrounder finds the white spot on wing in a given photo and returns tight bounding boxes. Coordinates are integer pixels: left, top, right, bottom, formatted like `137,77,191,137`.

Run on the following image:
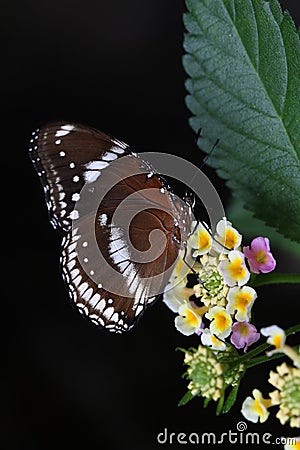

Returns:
78,282,88,296
103,306,114,319
86,160,109,170
89,293,101,308
61,124,75,131
95,299,106,312
72,193,80,201
82,288,93,302
70,268,80,279
56,130,70,137
117,261,130,272
111,312,119,322
84,171,101,183
110,145,125,154
135,304,144,315
99,213,108,226
67,260,76,270
73,275,82,287
102,152,118,161
109,226,130,257
68,242,77,252
69,210,79,220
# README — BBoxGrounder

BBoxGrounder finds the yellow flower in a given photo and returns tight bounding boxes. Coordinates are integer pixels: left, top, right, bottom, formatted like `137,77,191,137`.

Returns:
261,325,286,356
205,306,232,339
226,286,257,321
200,329,227,351
188,222,212,257
219,250,250,287
213,218,242,254
241,389,273,423
163,251,194,313
175,302,208,336
261,326,300,367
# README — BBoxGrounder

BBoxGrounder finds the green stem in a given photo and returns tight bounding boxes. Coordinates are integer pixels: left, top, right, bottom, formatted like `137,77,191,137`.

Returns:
216,391,225,416
250,272,300,287
238,323,300,363
285,323,300,337
245,351,285,369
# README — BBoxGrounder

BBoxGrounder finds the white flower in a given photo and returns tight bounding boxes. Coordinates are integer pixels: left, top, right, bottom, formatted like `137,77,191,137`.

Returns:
226,286,257,321
175,302,205,336
241,389,272,423
188,222,212,257
219,250,250,287
200,329,226,351
213,218,242,254
205,306,232,339
261,325,286,356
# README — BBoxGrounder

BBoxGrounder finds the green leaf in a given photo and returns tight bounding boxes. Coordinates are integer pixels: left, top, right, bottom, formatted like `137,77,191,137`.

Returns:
183,0,300,242
216,391,225,415
227,197,300,259
178,390,195,406
222,382,241,414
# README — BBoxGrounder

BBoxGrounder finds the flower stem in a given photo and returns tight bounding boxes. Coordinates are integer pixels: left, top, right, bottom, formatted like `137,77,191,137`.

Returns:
245,352,285,368
250,272,300,287
238,324,300,363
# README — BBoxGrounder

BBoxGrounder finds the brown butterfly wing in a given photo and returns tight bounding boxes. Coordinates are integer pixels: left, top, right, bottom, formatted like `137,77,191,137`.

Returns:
30,122,191,332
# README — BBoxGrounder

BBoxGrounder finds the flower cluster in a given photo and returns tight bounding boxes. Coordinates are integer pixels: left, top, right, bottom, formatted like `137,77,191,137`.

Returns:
183,346,224,402
165,216,300,436
181,345,245,404
163,217,278,404
241,326,300,429
163,218,276,351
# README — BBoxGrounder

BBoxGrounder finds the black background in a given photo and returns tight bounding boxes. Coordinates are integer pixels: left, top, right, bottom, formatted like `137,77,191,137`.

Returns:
7,1,300,449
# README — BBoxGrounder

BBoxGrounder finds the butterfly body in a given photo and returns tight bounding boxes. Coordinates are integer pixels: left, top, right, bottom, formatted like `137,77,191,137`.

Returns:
29,122,191,332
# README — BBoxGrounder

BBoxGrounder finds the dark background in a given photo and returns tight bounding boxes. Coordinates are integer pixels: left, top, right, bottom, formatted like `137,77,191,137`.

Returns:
7,1,300,449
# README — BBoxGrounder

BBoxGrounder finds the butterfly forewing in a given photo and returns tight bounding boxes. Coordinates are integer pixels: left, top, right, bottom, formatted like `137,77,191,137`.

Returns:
29,122,129,233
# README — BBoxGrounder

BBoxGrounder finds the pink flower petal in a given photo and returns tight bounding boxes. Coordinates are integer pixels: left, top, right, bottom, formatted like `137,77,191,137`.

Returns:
243,237,276,274
250,237,269,253
230,322,260,352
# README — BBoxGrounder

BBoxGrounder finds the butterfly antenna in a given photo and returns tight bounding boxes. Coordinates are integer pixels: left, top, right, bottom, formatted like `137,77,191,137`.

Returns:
189,219,199,236
188,130,219,189
195,127,202,146
199,138,220,170
182,243,198,275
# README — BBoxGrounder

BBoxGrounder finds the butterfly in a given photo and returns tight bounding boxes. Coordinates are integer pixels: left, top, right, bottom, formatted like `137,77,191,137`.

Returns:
29,122,192,333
